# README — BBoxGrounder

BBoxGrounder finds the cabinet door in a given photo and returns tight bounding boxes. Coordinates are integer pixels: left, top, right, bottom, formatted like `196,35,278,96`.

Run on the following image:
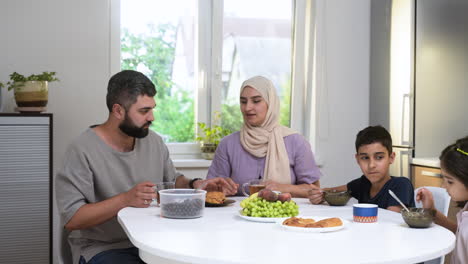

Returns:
412,165,443,189
0,116,50,263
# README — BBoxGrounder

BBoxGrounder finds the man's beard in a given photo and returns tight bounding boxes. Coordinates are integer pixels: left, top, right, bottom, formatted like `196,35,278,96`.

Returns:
119,115,151,138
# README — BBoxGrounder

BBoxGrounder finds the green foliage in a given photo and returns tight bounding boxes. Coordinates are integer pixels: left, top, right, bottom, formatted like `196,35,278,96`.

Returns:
121,24,175,99
0,71,59,91
279,78,291,127
120,23,292,142
221,103,243,133
122,24,196,142
196,112,232,145
151,89,195,142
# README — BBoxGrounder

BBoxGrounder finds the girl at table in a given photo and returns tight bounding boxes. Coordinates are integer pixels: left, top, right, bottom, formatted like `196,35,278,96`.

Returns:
205,76,321,197
417,136,468,264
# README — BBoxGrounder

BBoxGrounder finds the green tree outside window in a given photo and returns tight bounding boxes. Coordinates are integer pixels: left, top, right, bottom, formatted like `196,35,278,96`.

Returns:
121,24,291,142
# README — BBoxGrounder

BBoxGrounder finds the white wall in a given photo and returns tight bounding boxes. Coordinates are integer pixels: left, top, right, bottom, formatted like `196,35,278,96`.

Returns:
1,0,111,164
0,0,370,263
313,0,370,187
0,1,111,263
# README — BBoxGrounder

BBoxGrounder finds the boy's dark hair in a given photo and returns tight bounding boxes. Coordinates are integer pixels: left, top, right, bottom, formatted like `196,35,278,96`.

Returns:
440,136,468,207
355,125,393,154
106,70,156,112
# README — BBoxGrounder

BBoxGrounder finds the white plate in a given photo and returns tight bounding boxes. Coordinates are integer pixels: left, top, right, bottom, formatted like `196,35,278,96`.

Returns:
277,216,348,233
238,210,290,223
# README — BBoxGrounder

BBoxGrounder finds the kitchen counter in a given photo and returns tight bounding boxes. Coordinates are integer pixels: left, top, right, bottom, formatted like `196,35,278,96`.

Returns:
411,157,440,168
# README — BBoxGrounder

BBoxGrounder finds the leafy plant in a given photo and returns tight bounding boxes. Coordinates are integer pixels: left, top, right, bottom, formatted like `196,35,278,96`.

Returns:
0,71,59,91
196,112,232,146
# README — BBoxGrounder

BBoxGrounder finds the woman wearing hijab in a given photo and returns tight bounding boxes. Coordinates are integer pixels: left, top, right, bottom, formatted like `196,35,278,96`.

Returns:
206,76,321,197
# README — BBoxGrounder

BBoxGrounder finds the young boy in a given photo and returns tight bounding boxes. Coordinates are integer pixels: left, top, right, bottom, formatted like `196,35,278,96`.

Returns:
308,125,415,212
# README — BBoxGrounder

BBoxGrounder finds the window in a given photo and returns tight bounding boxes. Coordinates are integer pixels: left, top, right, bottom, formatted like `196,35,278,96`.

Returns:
220,0,293,131
121,0,197,143
115,0,315,157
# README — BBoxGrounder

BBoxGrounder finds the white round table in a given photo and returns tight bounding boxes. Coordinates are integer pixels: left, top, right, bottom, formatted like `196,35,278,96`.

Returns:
118,197,455,264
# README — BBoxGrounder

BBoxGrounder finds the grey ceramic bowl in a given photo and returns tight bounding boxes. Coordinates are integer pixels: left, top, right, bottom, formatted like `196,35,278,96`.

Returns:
323,190,352,206
401,208,436,228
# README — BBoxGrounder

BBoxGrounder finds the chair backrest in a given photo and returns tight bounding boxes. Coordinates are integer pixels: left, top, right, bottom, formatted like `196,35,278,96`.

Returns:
414,186,450,264
414,186,451,216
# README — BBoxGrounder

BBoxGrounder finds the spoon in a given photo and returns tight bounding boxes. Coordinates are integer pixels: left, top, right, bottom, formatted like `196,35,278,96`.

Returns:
388,190,410,213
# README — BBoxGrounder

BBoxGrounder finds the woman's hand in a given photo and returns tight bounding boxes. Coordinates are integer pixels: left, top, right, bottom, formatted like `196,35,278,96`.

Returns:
264,181,317,198
194,177,239,196
264,181,288,193
415,187,435,210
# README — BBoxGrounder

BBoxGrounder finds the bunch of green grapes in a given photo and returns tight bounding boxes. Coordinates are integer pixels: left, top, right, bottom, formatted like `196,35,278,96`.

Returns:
240,196,299,218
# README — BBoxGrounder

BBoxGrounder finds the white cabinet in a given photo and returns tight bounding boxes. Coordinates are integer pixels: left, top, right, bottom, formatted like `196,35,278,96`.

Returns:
0,113,52,263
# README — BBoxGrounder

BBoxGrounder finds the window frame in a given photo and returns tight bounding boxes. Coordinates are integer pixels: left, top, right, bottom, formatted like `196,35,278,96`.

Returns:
111,0,317,159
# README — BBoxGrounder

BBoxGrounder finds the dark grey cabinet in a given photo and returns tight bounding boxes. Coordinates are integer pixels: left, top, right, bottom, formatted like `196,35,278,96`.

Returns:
0,113,52,263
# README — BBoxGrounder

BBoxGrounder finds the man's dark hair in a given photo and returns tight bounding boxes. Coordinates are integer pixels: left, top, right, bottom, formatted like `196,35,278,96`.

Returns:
440,136,468,207
106,70,156,112
355,125,393,154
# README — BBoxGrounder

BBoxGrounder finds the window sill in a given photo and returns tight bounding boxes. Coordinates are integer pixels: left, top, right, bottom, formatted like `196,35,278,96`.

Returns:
173,159,212,168
173,156,323,169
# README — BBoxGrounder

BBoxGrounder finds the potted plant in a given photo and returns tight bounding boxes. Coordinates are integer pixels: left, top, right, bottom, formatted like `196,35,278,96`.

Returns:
196,112,231,160
0,71,59,108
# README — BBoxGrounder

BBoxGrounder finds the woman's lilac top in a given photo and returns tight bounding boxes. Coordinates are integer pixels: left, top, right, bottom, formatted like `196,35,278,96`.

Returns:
207,131,321,195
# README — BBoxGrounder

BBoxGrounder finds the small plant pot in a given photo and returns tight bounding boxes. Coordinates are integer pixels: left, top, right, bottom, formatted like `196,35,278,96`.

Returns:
200,143,217,160
14,81,48,107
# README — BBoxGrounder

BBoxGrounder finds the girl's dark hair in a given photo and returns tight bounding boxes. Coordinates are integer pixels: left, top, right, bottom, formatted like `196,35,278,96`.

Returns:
355,125,392,154
106,70,156,112
440,136,468,207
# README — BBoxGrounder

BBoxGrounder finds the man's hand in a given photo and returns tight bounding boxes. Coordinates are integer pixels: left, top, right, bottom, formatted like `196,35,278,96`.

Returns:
123,181,156,208
65,181,157,231
194,177,239,196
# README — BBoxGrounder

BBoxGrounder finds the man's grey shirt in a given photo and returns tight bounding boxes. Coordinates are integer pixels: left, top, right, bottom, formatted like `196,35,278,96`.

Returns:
55,127,181,263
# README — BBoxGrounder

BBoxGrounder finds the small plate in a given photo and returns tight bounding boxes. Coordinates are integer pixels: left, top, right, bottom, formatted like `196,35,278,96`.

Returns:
238,210,290,223
205,199,236,207
277,216,348,233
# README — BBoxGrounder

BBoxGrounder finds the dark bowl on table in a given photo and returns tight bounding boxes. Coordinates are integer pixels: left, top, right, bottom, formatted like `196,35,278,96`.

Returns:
323,190,352,206
401,207,436,228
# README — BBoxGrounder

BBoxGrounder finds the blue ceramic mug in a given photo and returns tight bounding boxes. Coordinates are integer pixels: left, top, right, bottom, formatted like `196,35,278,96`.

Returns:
353,203,378,223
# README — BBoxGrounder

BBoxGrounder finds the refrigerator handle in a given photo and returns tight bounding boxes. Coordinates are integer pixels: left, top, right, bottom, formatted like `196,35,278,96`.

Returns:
400,154,405,177
398,149,411,178
401,93,411,146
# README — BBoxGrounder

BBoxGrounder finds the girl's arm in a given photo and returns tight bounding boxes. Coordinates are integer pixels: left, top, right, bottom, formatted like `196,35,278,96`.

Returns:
416,187,458,233
433,210,458,233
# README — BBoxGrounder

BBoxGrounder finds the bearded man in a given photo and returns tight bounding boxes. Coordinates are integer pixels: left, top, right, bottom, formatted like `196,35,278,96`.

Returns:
56,70,238,264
